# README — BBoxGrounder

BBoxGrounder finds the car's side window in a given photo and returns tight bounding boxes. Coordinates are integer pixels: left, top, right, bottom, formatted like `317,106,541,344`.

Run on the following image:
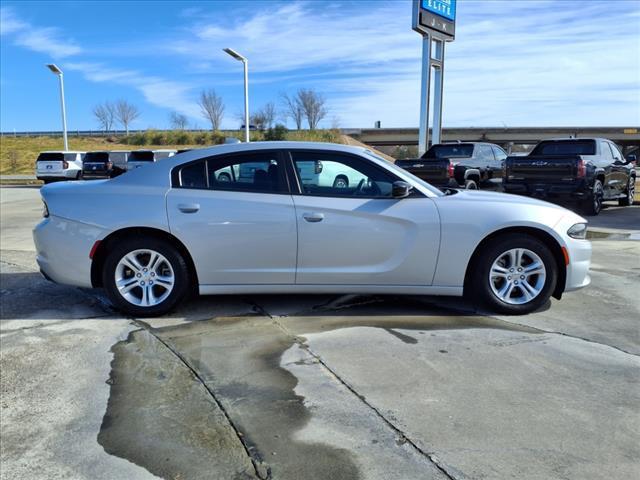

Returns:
492,146,508,162
207,152,286,194
179,161,208,189
600,141,613,163
291,151,397,198
476,145,494,164
607,142,622,162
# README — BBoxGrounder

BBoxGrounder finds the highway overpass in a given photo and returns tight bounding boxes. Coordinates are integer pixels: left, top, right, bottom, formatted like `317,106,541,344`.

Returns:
344,127,640,153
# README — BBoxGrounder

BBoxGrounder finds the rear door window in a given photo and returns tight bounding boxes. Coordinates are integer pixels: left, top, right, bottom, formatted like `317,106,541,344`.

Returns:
207,151,286,193
179,161,208,189
532,141,596,156
36,153,63,162
129,151,155,162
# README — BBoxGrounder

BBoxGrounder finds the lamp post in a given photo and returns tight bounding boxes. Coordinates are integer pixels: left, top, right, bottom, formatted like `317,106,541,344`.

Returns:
223,48,249,143
46,64,69,151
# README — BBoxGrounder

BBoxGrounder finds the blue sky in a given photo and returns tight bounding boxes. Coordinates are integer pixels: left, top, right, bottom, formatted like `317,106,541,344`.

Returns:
1,0,639,131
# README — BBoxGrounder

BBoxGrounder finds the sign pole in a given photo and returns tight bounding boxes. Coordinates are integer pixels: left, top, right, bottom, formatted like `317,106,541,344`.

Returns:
418,34,431,156
413,0,455,155
431,38,445,146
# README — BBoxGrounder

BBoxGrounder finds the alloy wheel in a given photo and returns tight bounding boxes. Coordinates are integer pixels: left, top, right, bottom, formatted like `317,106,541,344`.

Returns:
114,249,175,307
489,248,546,305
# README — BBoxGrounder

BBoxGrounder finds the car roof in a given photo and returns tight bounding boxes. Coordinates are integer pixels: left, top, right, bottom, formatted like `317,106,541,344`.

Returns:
40,150,86,154
541,137,604,142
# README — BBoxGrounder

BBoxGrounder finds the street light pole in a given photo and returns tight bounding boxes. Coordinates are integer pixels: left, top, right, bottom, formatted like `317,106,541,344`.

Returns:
223,48,250,143
46,64,68,151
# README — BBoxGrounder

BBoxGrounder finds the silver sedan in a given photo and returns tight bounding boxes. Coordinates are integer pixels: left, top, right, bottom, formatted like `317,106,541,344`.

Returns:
33,142,591,317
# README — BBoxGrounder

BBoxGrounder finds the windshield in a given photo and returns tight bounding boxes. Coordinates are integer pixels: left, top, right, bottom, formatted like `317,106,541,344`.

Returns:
84,152,109,162
128,151,155,162
532,140,596,156
363,150,444,197
424,144,474,159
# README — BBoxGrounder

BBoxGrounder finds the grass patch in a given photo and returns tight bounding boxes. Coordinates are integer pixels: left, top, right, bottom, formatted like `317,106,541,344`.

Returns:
0,130,345,175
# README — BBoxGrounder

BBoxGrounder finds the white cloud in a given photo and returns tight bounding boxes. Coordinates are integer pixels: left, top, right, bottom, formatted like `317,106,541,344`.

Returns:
0,7,81,58
65,62,201,120
168,0,640,127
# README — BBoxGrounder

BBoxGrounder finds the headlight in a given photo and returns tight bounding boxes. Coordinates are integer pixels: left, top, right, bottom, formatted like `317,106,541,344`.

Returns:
567,223,587,239
42,201,49,218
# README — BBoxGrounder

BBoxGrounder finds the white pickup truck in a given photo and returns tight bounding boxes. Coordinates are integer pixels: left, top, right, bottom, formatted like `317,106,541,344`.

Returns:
35,151,85,183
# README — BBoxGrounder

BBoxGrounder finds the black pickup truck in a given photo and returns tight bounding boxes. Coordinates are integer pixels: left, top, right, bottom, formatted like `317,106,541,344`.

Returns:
395,142,507,190
503,138,636,215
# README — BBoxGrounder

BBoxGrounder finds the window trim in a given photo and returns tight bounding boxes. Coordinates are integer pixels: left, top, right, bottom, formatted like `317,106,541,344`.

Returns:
171,150,292,195
285,149,424,199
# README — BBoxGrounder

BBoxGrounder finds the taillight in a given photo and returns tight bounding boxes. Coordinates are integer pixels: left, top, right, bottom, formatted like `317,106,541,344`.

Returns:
62,160,69,169
447,161,455,178
577,159,586,178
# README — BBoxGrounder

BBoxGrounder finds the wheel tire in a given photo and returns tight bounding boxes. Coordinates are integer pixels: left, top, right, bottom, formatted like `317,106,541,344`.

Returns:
465,179,478,190
333,176,348,188
582,179,604,216
76,171,83,180
218,173,231,182
102,237,190,317
618,176,635,206
470,234,558,315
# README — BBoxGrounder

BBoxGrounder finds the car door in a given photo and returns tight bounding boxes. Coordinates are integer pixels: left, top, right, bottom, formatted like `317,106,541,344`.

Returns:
597,140,617,197
288,149,440,286
166,150,297,285
475,145,495,188
607,141,628,194
491,145,508,188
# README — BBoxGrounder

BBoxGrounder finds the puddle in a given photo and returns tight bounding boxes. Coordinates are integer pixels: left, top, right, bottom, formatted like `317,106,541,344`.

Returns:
98,328,256,480
99,298,540,479
587,230,640,240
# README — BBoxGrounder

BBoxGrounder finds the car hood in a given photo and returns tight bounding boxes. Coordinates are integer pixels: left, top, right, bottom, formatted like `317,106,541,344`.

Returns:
435,189,587,228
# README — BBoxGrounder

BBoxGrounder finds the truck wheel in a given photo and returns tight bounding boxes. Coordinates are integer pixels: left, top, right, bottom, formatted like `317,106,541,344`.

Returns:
470,234,557,315
465,179,478,190
619,176,635,206
102,237,190,317
333,176,348,188
582,179,603,216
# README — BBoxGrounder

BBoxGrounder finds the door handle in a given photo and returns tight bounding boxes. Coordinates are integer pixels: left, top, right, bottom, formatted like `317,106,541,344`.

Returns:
178,203,200,213
303,212,324,223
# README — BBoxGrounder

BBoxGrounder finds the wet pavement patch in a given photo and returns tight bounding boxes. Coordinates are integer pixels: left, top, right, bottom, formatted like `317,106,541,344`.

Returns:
98,328,256,480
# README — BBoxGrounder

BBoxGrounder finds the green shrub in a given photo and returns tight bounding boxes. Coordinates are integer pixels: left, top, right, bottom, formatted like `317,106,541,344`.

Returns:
264,124,288,141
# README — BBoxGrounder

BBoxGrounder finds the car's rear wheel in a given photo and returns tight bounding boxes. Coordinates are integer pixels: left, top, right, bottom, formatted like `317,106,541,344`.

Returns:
470,234,558,315
582,179,603,215
618,176,635,206
102,238,190,317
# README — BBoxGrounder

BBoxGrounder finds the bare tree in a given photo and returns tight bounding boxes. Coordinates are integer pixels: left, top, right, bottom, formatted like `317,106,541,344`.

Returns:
198,89,225,131
261,102,276,129
280,92,304,130
115,100,140,135
169,111,188,130
93,101,115,132
297,88,327,130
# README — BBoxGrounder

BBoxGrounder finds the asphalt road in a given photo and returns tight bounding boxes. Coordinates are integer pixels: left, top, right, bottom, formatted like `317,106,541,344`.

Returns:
1,186,639,480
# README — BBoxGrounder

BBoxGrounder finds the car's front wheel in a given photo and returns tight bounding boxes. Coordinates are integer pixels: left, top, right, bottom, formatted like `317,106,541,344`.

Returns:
102,237,190,317
470,234,558,315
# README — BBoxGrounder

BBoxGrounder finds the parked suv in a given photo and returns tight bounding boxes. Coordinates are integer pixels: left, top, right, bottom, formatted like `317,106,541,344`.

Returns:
395,142,507,190
503,138,636,215
35,151,85,184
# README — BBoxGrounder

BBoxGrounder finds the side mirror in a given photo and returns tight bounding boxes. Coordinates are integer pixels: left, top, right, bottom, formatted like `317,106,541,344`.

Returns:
626,154,637,164
392,181,412,198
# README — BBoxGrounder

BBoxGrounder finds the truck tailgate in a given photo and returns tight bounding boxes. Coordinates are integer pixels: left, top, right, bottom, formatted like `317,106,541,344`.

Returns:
506,155,579,182
396,159,450,183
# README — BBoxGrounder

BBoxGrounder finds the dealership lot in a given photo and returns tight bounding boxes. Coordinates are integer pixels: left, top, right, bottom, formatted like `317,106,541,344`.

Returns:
1,186,639,480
